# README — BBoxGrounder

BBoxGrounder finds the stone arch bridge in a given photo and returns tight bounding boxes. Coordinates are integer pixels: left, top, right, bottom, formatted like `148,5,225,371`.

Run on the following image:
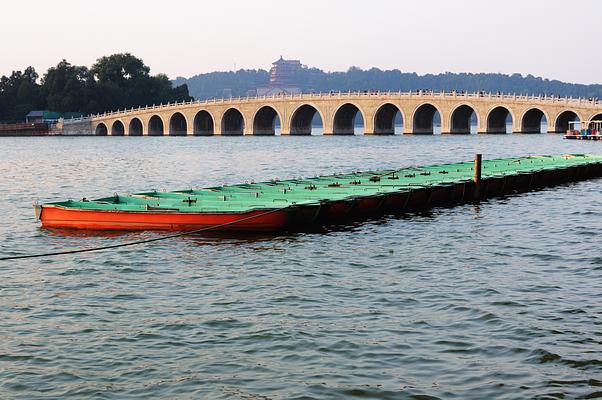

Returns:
61,91,602,136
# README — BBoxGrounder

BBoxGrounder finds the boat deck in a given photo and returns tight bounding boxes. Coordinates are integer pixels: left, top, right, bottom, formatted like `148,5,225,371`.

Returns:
565,135,602,141
47,154,602,214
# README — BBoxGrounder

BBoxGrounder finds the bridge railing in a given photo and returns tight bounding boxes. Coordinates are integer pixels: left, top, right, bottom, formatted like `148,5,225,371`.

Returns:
72,90,600,122
62,115,91,124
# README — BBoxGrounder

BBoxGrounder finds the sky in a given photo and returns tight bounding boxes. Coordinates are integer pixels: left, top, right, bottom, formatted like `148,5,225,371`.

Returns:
1,0,601,84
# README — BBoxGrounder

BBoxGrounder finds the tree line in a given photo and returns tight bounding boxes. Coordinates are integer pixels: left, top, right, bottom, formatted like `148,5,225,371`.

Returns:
4,55,600,123
174,66,602,101
0,53,192,123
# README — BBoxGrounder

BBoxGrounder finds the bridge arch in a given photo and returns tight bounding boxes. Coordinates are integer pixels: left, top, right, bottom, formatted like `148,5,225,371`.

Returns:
128,118,143,136
111,120,125,136
449,103,479,134
553,110,581,133
289,104,325,135
148,115,165,136
332,102,365,135
221,107,245,135
486,106,514,134
95,123,108,136
193,110,214,136
520,108,548,133
374,103,403,135
589,112,602,122
252,105,281,135
412,103,441,134
169,112,188,136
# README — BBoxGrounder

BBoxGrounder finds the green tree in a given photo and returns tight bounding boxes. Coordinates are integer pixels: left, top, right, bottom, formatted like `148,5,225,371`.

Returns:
42,60,96,113
0,54,193,122
0,67,43,122
90,53,192,111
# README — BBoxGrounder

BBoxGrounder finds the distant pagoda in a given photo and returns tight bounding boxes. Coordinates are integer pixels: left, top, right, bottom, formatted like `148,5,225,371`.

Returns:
254,56,303,96
269,56,302,86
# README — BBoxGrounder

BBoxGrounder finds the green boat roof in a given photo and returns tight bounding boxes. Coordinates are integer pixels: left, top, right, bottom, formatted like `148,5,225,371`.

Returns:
45,154,602,214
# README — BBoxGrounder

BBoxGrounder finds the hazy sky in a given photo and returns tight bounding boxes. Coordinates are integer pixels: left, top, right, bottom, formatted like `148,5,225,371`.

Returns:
2,0,601,84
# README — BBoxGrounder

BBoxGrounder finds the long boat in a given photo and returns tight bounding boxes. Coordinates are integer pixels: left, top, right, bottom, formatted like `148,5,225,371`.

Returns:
36,154,602,232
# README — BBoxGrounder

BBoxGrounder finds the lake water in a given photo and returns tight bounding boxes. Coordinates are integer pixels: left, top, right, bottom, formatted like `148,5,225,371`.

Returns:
1,134,601,399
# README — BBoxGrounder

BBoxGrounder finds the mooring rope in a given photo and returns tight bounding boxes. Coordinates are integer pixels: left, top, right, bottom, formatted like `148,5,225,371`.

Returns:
0,207,289,261
0,169,408,262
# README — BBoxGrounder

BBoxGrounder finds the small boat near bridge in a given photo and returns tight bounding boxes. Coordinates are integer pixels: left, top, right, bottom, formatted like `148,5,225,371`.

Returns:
565,120,602,141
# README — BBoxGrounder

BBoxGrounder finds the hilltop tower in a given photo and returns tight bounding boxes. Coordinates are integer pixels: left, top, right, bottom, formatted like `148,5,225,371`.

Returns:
255,56,303,96
269,56,302,86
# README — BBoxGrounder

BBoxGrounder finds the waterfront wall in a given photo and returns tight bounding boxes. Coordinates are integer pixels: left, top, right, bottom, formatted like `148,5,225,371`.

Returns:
53,120,93,136
0,123,48,136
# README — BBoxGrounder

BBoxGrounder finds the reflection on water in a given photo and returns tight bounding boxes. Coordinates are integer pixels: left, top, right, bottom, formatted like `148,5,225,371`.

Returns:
0,135,600,399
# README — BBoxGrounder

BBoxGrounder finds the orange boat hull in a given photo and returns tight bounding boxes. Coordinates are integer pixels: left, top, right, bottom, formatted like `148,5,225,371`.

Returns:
39,205,289,231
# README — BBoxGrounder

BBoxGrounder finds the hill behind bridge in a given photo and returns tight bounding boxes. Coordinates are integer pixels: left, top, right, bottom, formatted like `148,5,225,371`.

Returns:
174,67,602,101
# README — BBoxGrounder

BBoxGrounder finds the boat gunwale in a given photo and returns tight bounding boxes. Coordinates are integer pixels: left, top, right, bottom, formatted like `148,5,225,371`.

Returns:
39,203,295,215
39,154,602,217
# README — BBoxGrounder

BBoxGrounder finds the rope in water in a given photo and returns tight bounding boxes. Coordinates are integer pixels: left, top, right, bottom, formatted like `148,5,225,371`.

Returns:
0,207,289,261
0,168,407,262
0,164,462,262
0,168,417,261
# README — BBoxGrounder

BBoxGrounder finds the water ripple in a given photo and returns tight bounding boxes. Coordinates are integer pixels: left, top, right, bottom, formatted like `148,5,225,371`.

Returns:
0,135,601,399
